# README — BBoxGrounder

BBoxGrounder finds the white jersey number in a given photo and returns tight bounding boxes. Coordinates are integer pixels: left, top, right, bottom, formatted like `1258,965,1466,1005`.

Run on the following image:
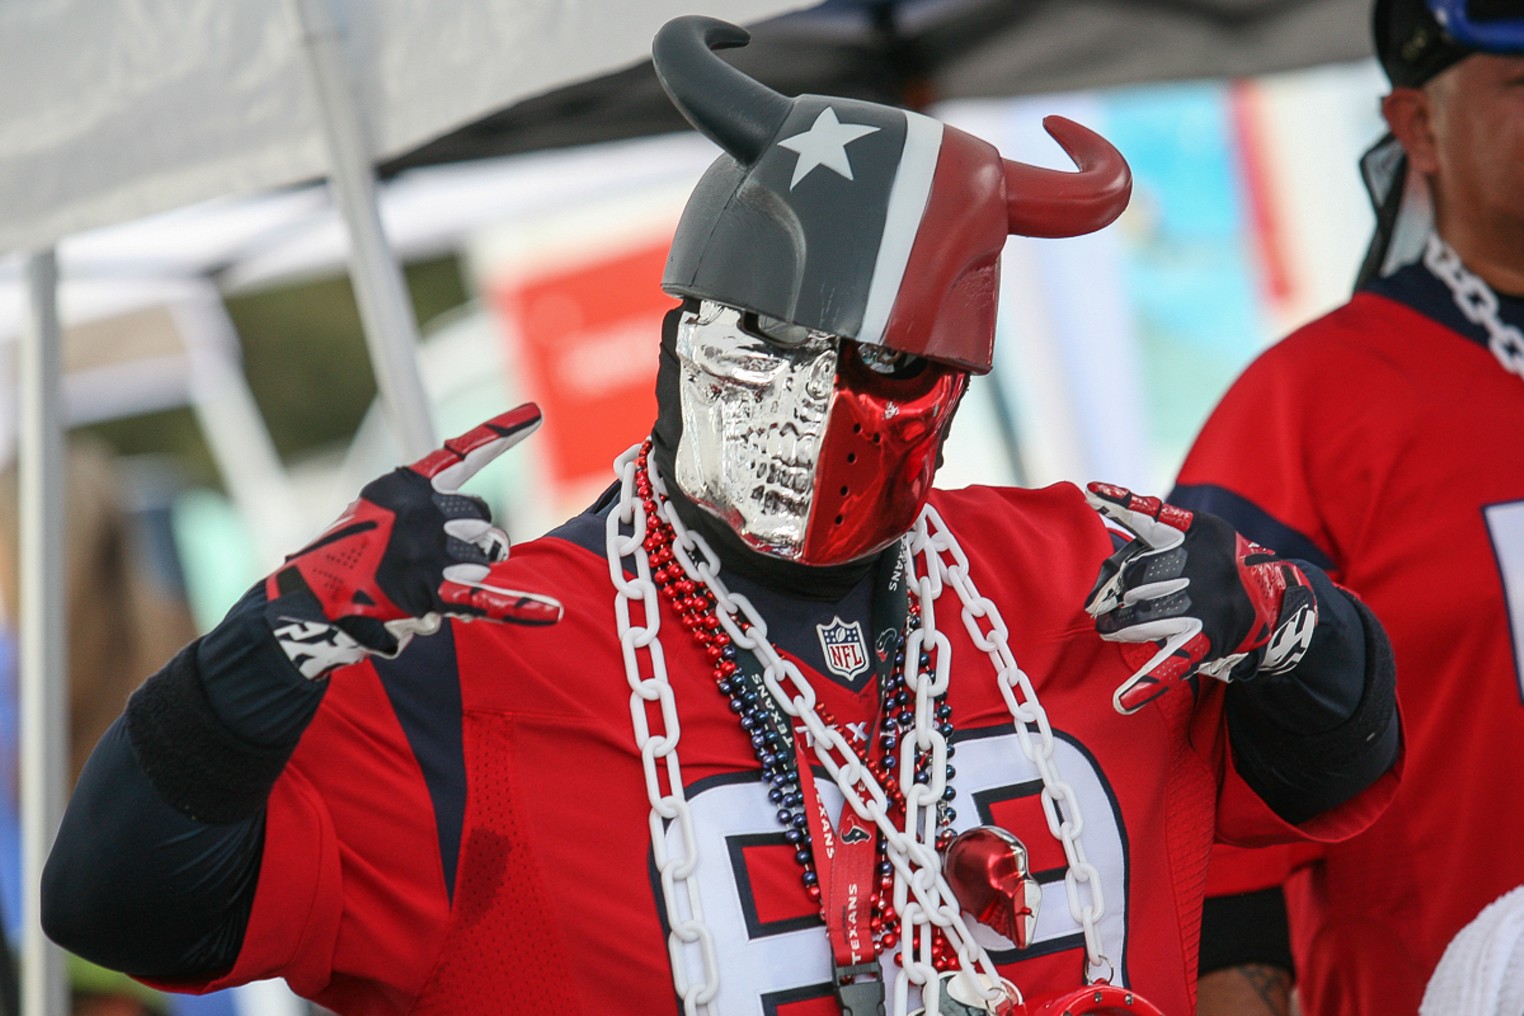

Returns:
661,726,1130,1015
1484,499,1524,698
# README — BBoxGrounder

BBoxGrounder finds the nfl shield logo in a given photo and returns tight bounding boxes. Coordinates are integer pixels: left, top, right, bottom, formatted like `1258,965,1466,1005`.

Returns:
817,617,869,681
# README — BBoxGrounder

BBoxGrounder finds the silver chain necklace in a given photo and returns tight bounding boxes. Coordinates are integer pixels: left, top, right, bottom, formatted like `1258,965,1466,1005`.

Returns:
1424,234,1524,382
605,444,1111,1015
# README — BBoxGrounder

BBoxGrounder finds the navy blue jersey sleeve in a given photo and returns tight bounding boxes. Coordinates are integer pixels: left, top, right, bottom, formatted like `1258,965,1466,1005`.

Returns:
42,717,261,979
43,585,328,978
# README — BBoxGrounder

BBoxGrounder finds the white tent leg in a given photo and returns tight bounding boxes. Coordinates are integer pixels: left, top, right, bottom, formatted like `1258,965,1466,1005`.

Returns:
19,251,68,1016
287,0,438,461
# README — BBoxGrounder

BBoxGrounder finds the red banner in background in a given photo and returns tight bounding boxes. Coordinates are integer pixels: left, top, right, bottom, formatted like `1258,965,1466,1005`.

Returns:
485,238,671,498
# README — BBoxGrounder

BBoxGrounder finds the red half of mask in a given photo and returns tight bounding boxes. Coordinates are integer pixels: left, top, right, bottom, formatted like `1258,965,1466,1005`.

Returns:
799,350,968,566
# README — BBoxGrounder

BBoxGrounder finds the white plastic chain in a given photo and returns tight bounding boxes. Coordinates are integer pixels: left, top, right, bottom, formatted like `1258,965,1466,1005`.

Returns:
1425,234,1524,382
646,453,1003,1016
913,505,1110,983
605,449,721,1015
609,445,1107,1013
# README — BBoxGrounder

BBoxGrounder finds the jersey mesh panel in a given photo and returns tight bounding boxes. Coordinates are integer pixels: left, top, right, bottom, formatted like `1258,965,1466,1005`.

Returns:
411,714,570,1011
1163,687,1214,993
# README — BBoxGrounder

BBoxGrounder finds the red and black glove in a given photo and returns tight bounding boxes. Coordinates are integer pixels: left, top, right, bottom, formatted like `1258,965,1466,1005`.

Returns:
1082,482,1319,715
265,404,562,679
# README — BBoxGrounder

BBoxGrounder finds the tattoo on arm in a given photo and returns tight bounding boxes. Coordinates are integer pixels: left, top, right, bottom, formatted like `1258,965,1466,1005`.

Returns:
1239,963,1292,1008
1196,964,1292,1016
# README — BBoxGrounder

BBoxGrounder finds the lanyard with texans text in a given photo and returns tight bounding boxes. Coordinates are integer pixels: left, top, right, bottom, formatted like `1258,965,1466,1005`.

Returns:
729,549,909,1016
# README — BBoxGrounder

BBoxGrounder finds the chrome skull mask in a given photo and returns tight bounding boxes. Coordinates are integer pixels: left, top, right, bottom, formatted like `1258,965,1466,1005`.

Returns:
674,302,836,555
673,300,967,566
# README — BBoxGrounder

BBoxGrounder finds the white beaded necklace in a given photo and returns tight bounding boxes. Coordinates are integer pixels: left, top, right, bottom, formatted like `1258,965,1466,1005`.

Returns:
605,445,1110,1015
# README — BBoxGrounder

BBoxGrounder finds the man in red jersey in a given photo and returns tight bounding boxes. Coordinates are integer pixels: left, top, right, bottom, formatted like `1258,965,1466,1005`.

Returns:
1186,1,1524,1013
43,16,1399,1016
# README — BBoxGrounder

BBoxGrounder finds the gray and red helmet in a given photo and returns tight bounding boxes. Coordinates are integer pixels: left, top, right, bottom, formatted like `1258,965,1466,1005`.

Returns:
652,15,1132,375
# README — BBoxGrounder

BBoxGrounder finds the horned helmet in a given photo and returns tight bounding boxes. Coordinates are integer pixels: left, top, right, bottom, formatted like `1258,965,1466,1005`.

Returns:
651,16,1131,565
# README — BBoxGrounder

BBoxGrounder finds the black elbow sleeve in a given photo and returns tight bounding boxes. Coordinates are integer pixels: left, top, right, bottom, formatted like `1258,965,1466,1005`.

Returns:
1227,595,1399,825
125,641,301,825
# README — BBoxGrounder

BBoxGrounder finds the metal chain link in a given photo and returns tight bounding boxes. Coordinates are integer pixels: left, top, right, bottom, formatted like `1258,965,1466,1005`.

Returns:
610,447,1108,1013
1425,235,1524,381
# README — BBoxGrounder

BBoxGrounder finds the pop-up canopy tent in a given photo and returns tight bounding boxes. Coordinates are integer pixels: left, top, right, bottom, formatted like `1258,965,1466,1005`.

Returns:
389,0,1377,170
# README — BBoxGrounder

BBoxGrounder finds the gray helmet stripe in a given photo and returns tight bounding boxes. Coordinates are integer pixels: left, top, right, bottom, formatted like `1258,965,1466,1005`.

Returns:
858,111,944,348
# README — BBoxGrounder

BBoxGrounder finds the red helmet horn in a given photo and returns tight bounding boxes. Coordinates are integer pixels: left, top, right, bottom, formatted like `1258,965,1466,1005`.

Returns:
1004,116,1133,239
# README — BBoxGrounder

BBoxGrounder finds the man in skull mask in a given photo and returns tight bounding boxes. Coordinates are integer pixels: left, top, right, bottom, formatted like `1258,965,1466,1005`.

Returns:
43,16,1400,1016
1181,0,1524,1013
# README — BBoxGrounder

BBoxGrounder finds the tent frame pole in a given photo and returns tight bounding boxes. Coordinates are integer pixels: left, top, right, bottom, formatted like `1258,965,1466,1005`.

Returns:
19,250,68,1016
287,0,438,460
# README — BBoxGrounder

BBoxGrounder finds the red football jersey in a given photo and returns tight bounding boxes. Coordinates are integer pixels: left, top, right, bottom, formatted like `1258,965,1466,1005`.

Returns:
1176,263,1524,1014
168,483,1391,1015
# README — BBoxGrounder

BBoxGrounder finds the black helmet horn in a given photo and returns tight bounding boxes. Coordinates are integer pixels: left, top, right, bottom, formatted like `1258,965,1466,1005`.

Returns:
651,16,793,164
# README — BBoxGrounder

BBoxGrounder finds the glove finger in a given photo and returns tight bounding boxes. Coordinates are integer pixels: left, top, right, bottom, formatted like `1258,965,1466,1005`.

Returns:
444,562,489,585
410,404,543,494
1085,482,1190,552
439,566,563,626
1095,613,1197,646
1094,583,1193,636
1118,576,1190,609
1111,622,1206,715
443,533,492,569
1085,544,1189,616
1084,539,1146,616
444,518,512,563
433,488,492,523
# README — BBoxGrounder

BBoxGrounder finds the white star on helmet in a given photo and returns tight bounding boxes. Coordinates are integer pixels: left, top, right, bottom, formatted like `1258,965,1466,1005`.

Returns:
776,107,881,189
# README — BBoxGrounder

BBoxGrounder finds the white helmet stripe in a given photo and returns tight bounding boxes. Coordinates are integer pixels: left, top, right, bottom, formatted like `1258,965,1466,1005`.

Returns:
858,111,945,347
